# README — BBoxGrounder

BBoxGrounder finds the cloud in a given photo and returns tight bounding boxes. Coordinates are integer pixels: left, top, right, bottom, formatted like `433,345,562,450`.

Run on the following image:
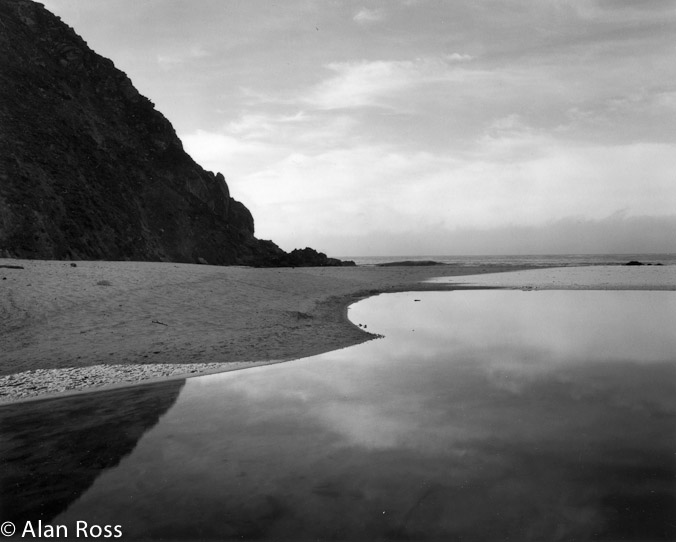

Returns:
225,111,309,139
353,8,385,25
305,56,474,110
282,137,675,252
180,109,361,214
157,45,209,69
445,53,473,62
182,110,358,170
575,0,676,21
181,129,280,180
166,5,676,256
306,60,417,110
310,214,676,257
183,92,676,254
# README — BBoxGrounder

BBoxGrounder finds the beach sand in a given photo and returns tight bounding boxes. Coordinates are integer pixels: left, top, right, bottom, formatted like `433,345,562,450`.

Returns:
1,259,527,403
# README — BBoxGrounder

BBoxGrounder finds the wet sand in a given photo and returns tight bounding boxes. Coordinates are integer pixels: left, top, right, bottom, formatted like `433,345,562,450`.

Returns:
0,259,529,403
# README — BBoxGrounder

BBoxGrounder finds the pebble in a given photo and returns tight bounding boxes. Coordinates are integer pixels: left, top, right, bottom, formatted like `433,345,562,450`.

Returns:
0,362,257,403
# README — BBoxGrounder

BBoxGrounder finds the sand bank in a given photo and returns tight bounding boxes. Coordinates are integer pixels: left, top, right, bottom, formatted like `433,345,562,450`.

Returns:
1,259,529,403
427,265,676,290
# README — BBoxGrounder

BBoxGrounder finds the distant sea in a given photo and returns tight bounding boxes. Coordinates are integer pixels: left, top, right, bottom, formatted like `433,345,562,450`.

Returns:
341,253,676,267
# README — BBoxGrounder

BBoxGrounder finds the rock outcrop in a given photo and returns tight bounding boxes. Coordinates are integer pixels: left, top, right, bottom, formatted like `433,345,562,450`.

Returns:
256,246,355,267
0,0,349,267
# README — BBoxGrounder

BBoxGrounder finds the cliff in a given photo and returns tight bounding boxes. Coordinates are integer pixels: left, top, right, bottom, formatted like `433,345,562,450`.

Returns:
0,0,352,267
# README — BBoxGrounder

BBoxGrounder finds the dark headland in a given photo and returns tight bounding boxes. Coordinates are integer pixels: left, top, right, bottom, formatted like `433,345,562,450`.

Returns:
0,0,351,267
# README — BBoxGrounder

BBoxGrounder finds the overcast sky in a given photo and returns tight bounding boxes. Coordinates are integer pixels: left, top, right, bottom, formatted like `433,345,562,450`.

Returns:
41,0,676,256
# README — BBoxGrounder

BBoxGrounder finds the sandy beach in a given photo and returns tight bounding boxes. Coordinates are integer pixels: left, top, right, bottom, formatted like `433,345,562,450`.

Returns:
1,259,532,403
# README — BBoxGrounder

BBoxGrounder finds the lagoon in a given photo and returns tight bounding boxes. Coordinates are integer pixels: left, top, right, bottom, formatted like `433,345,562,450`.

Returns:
2,290,675,540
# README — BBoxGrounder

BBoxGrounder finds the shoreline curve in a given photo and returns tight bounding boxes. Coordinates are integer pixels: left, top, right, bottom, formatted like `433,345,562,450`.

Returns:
0,259,544,404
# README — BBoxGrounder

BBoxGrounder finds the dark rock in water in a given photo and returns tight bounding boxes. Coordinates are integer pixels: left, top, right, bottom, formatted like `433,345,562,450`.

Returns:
625,261,645,266
0,0,348,267
254,247,355,268
377,260,446,267
286,247,355,267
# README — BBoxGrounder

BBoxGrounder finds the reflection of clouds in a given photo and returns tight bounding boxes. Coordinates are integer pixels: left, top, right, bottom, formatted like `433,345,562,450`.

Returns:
351,289,676,364
315,402,409,450
338,290,676,455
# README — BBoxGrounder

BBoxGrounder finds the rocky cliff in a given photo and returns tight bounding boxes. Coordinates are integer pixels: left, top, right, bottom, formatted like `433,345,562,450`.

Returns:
0,0,351,267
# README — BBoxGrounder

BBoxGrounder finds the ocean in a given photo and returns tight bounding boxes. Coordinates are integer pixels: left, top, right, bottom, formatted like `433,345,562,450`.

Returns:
341,253,676,267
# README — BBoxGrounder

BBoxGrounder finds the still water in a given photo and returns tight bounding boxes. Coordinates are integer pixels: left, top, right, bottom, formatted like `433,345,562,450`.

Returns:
2,291,676,540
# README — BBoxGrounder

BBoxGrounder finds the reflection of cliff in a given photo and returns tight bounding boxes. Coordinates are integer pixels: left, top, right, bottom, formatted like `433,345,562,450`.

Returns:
0,379,184,525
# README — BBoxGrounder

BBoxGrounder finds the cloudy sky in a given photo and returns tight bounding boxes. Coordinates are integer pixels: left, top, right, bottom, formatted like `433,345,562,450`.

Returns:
42,0,676,256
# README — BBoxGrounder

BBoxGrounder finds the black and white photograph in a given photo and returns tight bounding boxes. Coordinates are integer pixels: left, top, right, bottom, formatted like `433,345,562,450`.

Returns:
1,1,675,540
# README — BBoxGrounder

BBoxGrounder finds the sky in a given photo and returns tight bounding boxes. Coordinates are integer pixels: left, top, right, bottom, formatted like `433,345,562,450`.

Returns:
41,0,676,257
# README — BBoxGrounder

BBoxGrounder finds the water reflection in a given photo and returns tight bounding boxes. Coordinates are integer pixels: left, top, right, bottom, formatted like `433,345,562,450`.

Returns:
8,291,676,540
0,379,185,526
